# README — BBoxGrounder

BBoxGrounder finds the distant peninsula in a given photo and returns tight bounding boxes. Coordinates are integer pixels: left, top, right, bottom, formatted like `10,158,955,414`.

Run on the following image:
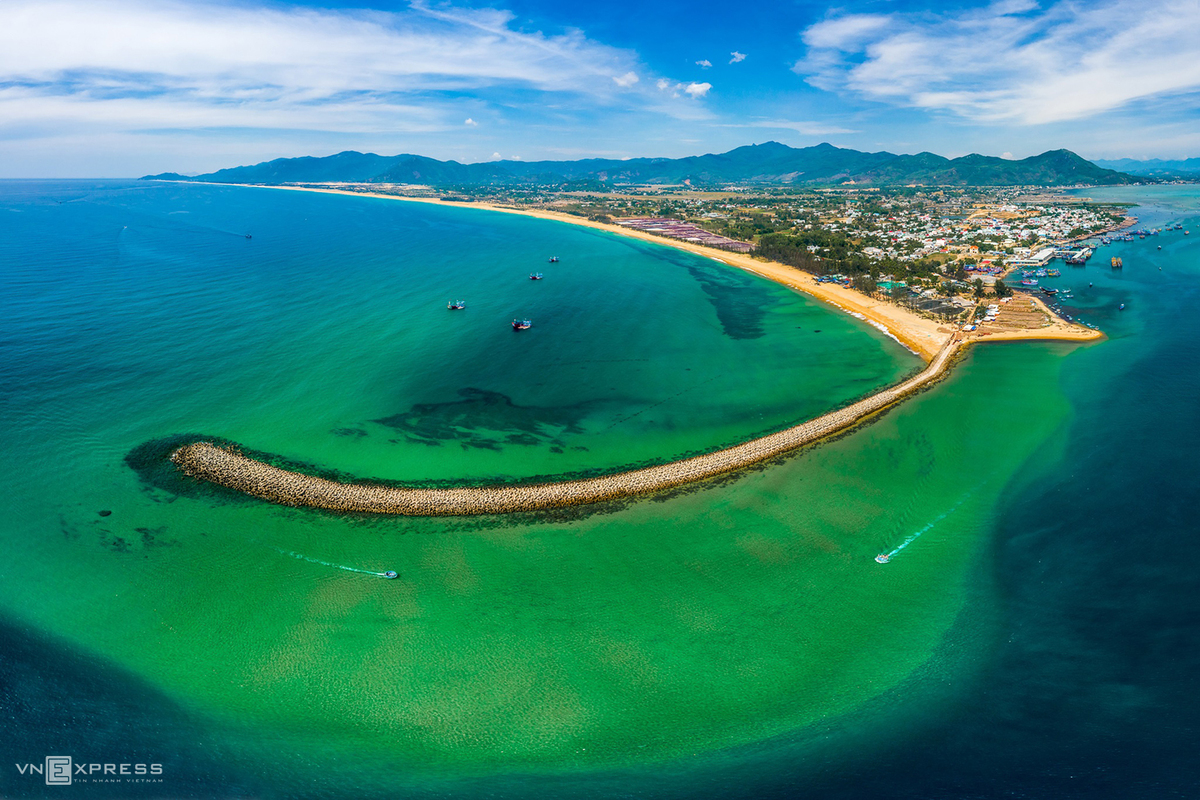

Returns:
143,141,1141,188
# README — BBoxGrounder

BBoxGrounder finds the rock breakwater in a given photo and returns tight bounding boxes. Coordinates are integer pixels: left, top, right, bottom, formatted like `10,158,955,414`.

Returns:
171,341,963,516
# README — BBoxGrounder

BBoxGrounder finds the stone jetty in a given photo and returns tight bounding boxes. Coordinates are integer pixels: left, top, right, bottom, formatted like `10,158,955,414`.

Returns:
172,340,964,516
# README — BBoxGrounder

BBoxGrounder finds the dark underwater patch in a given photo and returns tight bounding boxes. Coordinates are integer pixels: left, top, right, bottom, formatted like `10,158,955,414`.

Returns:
373,387,589,449
680,259,776,340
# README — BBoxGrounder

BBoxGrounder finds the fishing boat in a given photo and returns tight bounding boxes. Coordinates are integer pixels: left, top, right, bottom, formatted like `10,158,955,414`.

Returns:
447,300,466,310
548,256,559,263
1047,268,1061,277
1119,304,1126,311
1111,257,1123,269
529,273,544,280
383,571,399,579
512,319,532,330
1158,245,1162,250
874,554,890,564
1020,278,1038,286
245,234,252,239
1042,287,1059,295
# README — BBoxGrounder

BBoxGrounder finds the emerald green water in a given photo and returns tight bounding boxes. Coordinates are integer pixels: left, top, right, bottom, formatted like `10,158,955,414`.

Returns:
1,181,1089,796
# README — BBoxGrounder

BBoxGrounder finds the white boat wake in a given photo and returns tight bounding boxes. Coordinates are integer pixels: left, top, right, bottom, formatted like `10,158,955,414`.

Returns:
874,488,978,564
277,548,397,578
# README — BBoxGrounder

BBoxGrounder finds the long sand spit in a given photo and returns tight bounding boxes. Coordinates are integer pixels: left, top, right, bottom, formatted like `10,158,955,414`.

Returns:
172,340,963,516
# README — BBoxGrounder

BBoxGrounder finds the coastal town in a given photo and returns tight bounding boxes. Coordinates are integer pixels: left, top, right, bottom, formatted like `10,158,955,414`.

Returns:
293,180,1136,338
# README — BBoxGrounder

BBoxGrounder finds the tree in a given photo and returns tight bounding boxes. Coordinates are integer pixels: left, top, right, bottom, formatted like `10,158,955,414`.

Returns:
973,278,986,299
993,279,1012,298
853,274,877,295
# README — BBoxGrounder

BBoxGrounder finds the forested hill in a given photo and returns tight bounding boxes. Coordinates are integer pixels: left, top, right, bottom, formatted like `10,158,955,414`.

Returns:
144,142,1141,187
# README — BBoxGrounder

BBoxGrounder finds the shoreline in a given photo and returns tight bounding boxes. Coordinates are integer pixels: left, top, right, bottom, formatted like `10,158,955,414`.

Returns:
250,182,1103,357
181,180,1105,358
160,181,1103,515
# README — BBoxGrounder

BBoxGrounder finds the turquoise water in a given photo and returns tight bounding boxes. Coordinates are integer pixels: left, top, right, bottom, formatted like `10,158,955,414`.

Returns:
4,180,1200,798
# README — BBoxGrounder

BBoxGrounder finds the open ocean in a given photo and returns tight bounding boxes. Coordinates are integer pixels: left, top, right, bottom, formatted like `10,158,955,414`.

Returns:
2,180,1199,798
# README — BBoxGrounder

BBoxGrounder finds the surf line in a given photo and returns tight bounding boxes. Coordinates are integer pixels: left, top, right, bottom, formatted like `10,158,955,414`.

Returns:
874,487,979,565
278,548,398,579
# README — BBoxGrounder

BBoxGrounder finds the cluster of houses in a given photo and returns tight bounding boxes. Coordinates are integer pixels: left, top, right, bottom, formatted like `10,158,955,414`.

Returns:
830,200,1120,265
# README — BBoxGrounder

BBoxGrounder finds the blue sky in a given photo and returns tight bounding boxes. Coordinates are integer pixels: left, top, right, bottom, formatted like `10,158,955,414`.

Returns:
3,0,1200,176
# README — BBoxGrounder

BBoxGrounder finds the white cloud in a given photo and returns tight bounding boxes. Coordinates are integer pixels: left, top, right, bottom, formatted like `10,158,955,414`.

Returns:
491,152,502,159
656,78,672,91
612,71,640,87
696,59,712,68
684,82,712,98
729,51,746,64
464,118,478,126
0,0,645,140
795,0,1200,125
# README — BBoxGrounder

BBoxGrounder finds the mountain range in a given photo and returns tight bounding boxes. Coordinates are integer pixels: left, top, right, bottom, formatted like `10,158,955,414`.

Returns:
1093,157,1200,178
144,142,1142,187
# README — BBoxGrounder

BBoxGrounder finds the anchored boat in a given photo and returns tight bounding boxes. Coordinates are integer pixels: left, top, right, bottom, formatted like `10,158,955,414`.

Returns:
447,300,466,310
512,319,532,330
1112,257,1123,269
529,273,544,280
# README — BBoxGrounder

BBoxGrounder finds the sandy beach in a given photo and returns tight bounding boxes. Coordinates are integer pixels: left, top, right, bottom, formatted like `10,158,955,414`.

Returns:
218,183,1099,361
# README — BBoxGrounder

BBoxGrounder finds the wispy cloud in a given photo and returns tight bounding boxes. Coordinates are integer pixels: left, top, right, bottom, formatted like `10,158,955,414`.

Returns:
729,52,746,64
725,119,859,136
0,0,652,139
795,0,1200,124
696,59,712,69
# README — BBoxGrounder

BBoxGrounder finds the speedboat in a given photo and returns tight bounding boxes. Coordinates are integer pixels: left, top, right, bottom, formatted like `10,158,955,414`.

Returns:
874,554,890,564
383,571,399,579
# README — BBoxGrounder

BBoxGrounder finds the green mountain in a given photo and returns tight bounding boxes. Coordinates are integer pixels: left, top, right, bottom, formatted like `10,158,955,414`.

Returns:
143,142,1141,187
